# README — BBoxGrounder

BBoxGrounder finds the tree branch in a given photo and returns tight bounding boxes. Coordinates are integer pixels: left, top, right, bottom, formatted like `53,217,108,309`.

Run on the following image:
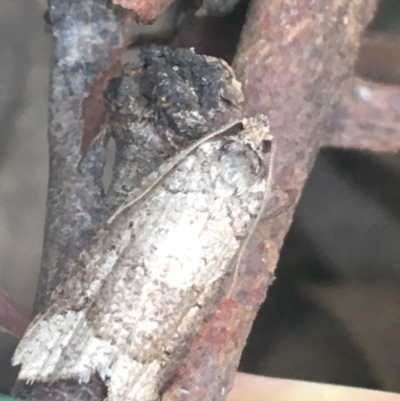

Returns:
13,1,125,399
12,0,379,400
162,1,378,400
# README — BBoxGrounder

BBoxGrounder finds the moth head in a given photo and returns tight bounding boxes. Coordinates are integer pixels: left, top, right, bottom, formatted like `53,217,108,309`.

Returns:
239,115,272,155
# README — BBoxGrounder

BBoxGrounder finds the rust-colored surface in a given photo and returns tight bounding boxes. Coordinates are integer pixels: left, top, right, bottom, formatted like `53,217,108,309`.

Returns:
112,0,174,23
12,0,386,400
163,1,378,400
325,77,400,152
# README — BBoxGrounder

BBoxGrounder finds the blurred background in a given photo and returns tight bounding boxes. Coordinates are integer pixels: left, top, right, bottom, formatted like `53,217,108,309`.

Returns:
1,0,400,395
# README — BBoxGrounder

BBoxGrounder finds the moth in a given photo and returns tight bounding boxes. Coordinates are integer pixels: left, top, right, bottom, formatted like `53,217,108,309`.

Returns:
13,115,273,401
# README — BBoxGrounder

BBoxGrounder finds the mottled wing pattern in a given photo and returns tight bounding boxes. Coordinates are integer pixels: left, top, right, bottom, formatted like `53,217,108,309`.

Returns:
13,116,270,401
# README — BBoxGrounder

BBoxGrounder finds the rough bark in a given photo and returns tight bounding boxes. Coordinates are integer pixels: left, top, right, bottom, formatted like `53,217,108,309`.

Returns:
12,0,379,400
13,0,125,399
162,1,378,400
13,46,247,401
33,0,125,313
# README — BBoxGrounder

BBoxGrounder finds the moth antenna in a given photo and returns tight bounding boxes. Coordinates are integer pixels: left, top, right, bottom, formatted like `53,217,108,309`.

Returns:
228,133,275,297
107,119,243,225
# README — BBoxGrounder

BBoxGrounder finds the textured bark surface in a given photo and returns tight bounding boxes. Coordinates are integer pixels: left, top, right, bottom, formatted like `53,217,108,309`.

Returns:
13,47,250,401
33,0,125,314
13,0,125,399
12,0,379,400
162,1,378,400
